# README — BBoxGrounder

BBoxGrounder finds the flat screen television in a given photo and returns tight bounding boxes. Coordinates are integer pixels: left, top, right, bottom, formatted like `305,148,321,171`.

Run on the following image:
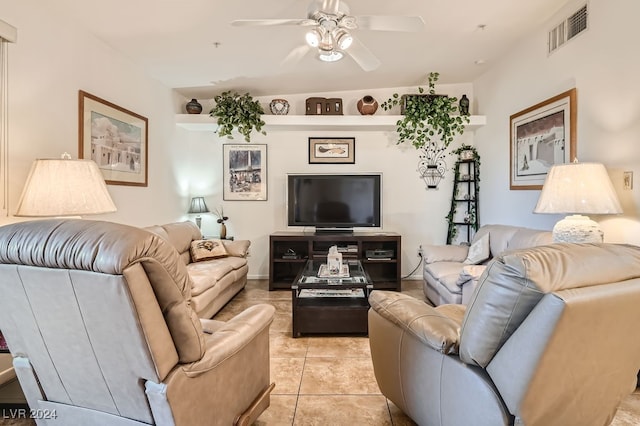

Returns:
287,173,382,232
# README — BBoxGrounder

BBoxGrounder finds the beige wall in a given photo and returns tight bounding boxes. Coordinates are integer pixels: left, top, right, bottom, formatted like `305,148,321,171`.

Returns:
474,0,640,244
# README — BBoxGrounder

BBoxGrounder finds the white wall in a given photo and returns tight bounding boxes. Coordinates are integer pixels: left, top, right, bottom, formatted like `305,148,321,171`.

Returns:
474,0,640,244
2,1,187,229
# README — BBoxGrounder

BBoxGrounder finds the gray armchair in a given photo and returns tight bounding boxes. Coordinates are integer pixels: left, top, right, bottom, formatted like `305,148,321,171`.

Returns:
0,219,275,425
370,243,640,426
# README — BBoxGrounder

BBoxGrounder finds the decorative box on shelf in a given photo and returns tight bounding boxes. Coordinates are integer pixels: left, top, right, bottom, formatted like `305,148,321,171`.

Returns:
305,97,343,115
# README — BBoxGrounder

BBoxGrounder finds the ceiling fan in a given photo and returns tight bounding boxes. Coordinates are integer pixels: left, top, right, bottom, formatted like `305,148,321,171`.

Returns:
231,0,424,71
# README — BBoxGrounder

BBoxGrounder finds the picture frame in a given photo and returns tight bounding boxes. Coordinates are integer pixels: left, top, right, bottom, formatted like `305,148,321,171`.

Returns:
78,90,148,186
308,137,355,164
509,88,577,190
223,144,268,201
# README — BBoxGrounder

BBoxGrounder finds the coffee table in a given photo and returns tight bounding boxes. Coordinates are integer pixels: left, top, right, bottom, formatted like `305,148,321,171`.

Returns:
291,259,373,337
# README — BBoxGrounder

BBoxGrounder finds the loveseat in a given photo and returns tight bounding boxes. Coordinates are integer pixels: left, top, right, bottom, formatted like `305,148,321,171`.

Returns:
423,224,552,305
145,221,250,318
369,243,640,425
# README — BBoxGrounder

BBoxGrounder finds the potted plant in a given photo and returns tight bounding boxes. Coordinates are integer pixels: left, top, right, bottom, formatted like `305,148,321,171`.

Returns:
209,91,266,142
380,72,469,150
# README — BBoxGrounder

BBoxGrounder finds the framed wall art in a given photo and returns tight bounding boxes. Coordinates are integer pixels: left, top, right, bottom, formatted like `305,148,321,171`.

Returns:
78,90,148,186
223,144,267,201
308,137,355,164
509,88,576,190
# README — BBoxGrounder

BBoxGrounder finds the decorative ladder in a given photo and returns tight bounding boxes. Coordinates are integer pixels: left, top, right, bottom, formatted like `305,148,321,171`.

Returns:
446,158,479,244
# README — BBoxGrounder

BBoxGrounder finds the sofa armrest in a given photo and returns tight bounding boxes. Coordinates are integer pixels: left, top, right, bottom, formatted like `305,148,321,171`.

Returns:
369,291,463,354
422,244,469,264
222,239,251,258
182,304,274,377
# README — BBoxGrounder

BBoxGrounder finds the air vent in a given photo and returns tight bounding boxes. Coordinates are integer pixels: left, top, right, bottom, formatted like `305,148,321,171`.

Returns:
548,3,588,54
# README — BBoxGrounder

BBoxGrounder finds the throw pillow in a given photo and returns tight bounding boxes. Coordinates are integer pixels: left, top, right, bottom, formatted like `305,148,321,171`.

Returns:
222,240,251,257
190,239,228,262
463,233,490,265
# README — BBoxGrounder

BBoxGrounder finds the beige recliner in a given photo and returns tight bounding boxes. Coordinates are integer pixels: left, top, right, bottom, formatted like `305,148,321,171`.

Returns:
0,219,275,426
369,243,640,426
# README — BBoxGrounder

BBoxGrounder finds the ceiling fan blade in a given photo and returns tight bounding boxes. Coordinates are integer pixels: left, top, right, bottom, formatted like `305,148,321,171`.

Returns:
281,45,313,67
321,0,341,15
355,15,425,32
345,37,381,72
231,19,316,27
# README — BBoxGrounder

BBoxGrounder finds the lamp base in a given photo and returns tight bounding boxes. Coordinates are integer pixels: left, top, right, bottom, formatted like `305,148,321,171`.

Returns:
552,214,603,243
195,216,202,229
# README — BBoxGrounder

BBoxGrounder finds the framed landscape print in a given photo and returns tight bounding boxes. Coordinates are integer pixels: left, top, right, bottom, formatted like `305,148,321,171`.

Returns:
509,88,576,190
78,90,148,186
223,144,267,201
308,137,355,164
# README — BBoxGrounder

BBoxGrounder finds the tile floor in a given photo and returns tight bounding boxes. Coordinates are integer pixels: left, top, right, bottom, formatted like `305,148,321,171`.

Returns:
214,280,640,426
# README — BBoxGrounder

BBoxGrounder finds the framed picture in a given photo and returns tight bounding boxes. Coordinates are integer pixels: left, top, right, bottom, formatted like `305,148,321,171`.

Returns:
308,137,355,164
78,90,148,186
509,88,576,190
223,144,267,201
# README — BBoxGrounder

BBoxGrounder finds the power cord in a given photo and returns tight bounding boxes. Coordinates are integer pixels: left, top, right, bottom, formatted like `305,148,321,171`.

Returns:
402,251,424,279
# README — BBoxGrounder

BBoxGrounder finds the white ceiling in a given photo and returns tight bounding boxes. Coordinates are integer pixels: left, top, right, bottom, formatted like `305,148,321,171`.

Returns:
53,0,572,98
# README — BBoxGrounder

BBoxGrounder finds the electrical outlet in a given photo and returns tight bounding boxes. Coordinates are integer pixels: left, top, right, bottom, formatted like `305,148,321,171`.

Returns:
418,245,423,257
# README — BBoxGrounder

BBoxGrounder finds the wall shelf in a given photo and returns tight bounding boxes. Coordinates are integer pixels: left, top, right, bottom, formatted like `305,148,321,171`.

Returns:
176,114,487,132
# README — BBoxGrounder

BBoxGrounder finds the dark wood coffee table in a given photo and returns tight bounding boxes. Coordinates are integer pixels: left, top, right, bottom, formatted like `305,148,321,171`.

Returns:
291,259,373,337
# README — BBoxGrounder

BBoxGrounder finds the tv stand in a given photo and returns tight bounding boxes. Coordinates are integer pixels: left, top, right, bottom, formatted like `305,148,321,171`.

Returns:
269,231,401,291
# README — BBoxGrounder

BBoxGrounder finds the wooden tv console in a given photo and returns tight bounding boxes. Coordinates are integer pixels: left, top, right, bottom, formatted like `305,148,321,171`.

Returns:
269,231,401,291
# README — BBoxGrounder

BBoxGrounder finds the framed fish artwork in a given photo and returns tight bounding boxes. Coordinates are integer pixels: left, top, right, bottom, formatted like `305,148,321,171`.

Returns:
308,137,355,164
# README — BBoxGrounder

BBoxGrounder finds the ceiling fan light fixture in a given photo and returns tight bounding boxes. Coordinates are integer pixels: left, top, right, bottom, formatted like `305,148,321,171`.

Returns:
318,50,343,62
305,29,321,47
333,28,353,50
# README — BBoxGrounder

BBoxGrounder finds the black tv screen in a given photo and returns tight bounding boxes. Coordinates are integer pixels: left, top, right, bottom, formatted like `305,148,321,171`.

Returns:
287,174,381,230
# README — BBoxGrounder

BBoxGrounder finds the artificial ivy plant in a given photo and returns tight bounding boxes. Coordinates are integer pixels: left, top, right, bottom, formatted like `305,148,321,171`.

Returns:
209,91,266,142
380,72,469,150
446,144,481,242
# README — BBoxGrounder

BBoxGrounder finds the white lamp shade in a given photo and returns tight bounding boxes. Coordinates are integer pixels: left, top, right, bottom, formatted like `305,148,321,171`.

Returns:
15,159,117,217
534,162,622,215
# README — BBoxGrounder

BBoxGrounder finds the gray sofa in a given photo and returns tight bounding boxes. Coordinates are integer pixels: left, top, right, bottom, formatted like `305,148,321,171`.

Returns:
369,243,640,425
145,221,250,318
422,224,552,305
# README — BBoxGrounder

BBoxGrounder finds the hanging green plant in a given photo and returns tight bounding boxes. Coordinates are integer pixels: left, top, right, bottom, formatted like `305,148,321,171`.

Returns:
209,91,266,142
380,72,469,150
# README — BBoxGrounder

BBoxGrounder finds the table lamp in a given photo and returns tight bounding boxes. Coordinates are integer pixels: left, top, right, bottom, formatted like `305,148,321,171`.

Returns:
188,196,210,229
534,161,622,243
15,154,116,217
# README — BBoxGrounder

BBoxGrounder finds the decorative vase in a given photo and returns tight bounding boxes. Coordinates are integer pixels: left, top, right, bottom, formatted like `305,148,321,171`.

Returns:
459,94,470,116
219,223,227,239
185,99,203,114
357,95,378,115
269,99,290,115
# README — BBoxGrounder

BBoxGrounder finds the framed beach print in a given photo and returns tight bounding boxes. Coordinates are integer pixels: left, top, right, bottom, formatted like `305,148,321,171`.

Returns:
509,88,576,190
78,90,148,186
308,137,355,164
223,144,267,201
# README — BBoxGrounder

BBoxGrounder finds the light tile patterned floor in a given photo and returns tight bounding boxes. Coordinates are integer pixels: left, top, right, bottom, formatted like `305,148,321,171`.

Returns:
216,279,640,426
